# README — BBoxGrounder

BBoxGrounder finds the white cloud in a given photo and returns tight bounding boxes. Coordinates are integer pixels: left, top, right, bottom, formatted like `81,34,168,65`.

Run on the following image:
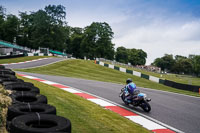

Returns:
67,4,128,28
113,19,200,65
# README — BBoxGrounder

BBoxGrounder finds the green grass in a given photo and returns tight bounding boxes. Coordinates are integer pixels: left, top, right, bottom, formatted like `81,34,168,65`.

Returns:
0,56,52,64
17,75,151,133
104,61,200,86
16,59,200,97
0,85,11,133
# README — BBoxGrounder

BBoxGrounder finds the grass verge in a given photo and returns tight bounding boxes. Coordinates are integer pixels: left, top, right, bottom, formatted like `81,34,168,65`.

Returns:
0,56,51,64
16,59,200,97
17,75,151,133
104,61,200,86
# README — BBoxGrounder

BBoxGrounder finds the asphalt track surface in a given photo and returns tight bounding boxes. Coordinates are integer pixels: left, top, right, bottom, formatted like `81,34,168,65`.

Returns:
7,60,200,133
5,57,66,69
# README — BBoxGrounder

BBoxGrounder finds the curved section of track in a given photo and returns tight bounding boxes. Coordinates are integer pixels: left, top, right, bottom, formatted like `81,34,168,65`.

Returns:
16,72,200,133
5,57,66,69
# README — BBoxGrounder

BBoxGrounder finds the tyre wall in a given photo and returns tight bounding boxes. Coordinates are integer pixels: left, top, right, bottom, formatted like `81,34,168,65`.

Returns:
0,66,71,133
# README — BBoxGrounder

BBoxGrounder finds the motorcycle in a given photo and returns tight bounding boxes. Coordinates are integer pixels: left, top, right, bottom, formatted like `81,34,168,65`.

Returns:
119,88,151,112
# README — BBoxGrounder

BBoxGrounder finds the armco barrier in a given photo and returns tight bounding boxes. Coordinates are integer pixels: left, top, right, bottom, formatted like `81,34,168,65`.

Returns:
164,80,200,92
114,66,119,71
96,61,200,93
104,63,109,67
141,73,149,80
159,79,165,84
126,69,133,74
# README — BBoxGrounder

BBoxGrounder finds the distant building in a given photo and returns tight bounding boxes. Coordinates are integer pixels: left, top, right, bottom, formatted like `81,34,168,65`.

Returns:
0,40,30,55
0,45,13,55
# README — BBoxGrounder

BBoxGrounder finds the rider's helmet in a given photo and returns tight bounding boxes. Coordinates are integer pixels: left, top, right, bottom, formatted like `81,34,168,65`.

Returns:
126,78,132,84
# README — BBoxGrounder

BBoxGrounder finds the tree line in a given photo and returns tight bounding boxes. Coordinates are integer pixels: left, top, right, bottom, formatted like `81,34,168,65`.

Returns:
0,5,147,65
115,46,147,65
152,54,200,76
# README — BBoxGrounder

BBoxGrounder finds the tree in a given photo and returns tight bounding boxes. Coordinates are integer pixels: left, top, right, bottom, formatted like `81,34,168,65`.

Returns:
115,47,147,65
45,5,66,25
170,55,192,74
132,49,147,65
191,55,200,76
172,58,192,74
2,14,19,42
66,27,83,58
0,5,5,17
152,54,175,71
16,5,68,51
162,54,175,71
115,46,128,63
29,10,52,49
152,58,165,70
0,5,6,39
174,55,187,61
81,22,114,59
17,12,33,47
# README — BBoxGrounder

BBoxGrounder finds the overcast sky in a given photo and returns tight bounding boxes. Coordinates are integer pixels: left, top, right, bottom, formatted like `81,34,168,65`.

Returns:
1,0,200,64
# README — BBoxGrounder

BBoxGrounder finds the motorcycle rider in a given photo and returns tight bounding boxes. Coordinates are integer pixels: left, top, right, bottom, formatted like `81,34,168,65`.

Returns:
124,78,137,103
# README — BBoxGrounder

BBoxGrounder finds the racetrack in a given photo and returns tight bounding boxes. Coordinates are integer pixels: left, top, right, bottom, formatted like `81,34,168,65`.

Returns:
7,60,200,133
5,57,66,69
15,72,200,133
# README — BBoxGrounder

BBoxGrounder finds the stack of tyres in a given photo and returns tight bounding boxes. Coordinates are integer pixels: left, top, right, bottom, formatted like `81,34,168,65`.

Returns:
10,114,71,133
0,74,17,83
5,83,38,93
0,65,5,69
0,68,15,75
0,66,71,133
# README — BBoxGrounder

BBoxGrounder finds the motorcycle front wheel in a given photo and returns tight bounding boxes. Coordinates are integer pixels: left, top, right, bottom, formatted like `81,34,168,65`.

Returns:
140,100,151,112
121,94,129,105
